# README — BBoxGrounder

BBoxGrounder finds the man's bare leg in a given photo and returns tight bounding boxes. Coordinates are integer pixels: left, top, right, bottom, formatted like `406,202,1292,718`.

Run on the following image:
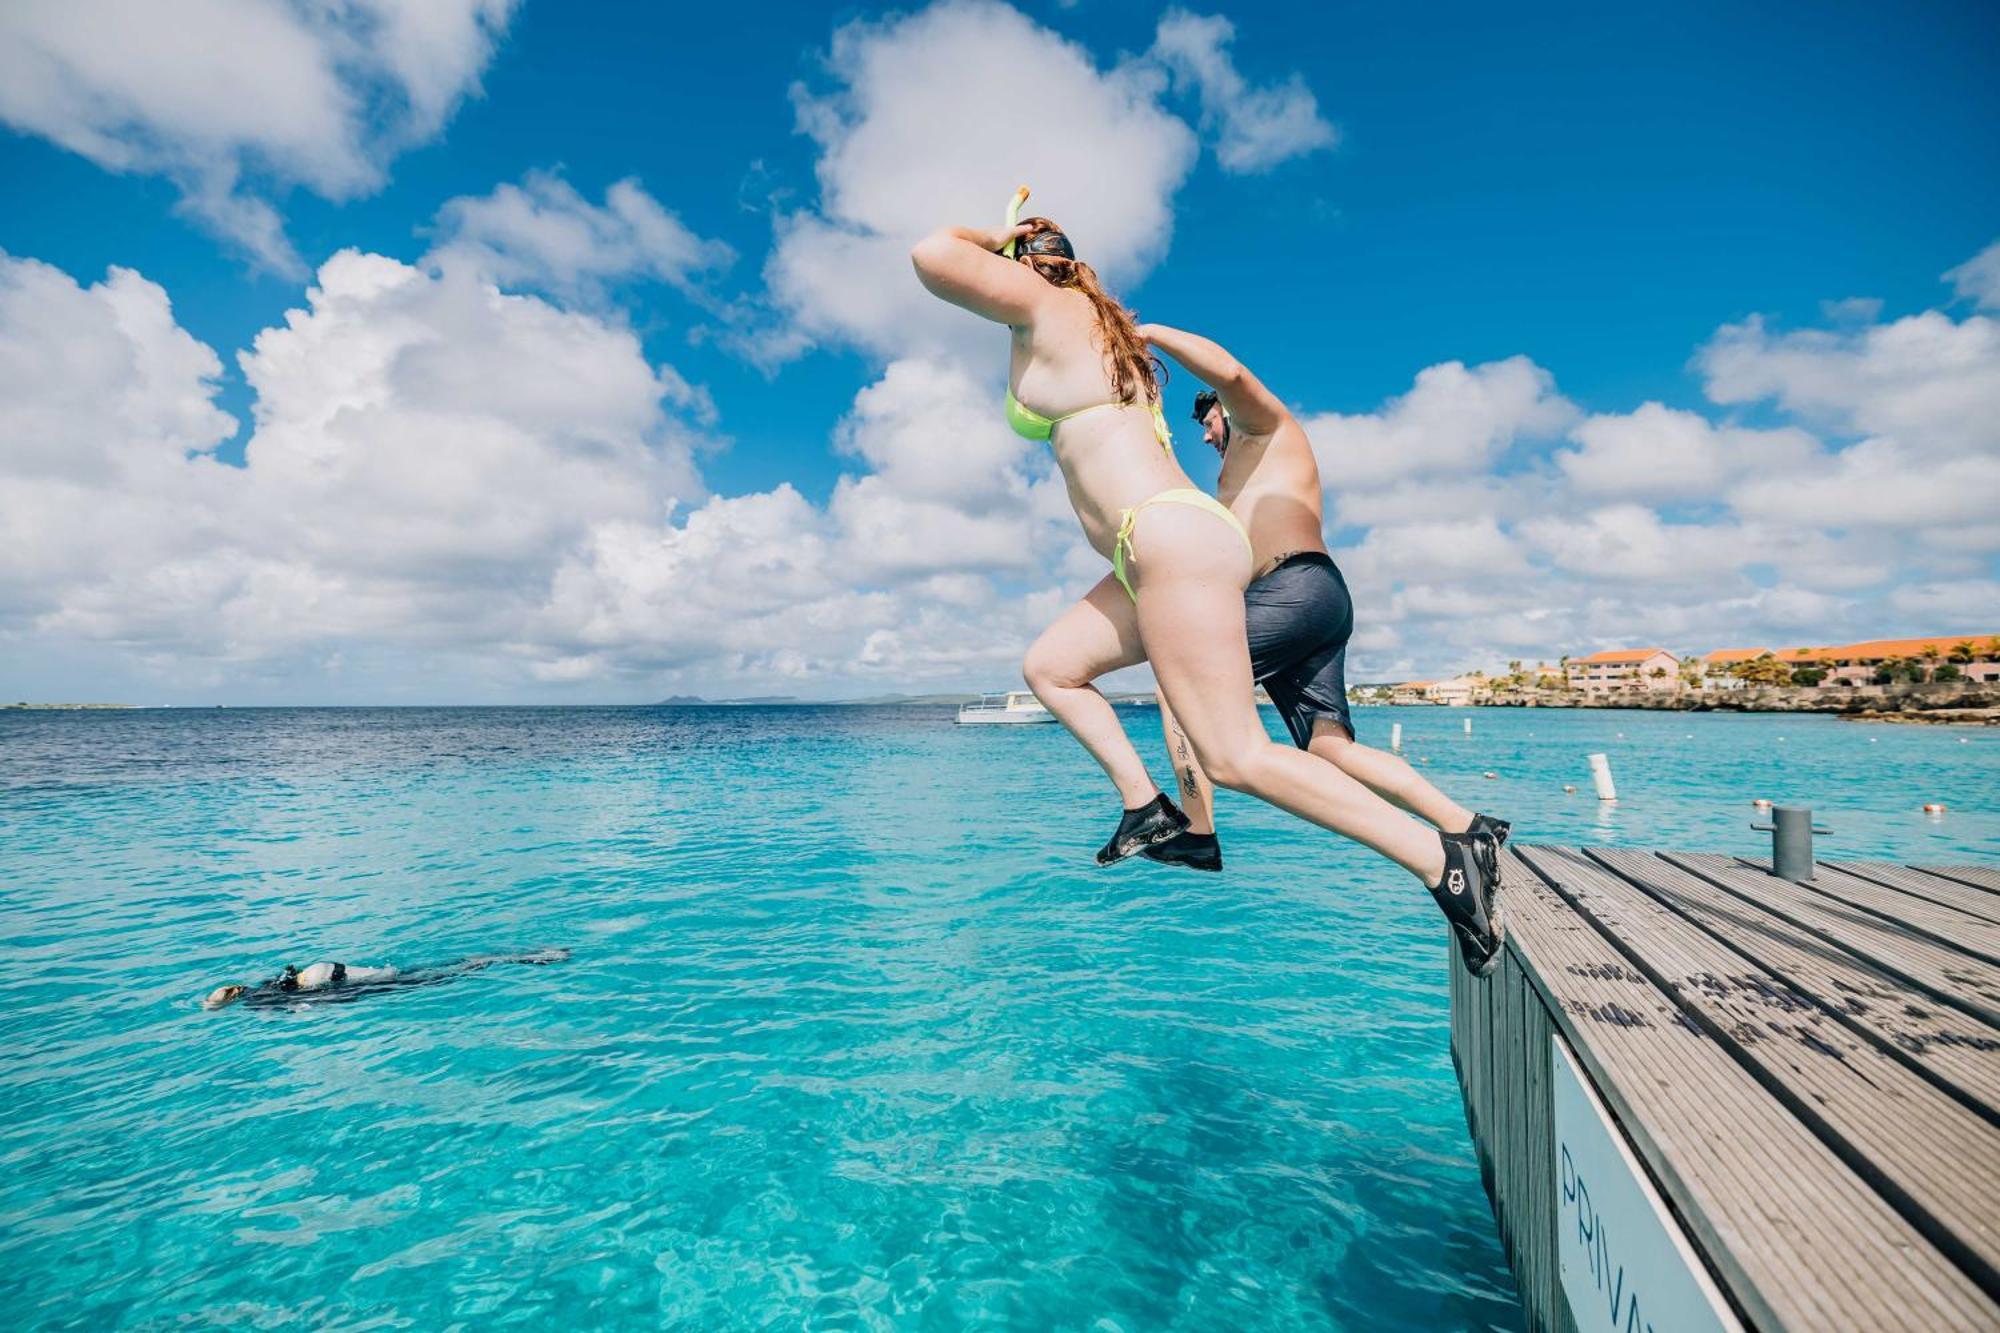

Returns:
1307,720,1474,834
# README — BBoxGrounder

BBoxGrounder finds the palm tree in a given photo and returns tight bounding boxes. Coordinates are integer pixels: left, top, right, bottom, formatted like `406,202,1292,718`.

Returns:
1740,653,1790,687
1949,640,1976,665
1918,644,1942,682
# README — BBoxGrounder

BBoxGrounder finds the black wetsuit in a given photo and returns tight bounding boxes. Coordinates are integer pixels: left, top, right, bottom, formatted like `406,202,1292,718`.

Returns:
234,952,566,1008
238,963,437,1008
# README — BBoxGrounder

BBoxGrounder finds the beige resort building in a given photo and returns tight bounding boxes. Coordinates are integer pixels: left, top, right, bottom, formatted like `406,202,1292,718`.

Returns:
1564,648,1680,695
1381,633,1997,705
1700,636,1999,687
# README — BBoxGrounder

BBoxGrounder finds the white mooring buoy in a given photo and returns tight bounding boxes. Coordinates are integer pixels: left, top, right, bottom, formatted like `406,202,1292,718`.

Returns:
1463,717,1473,735
1391,722,1403,753
1588,752,1618,802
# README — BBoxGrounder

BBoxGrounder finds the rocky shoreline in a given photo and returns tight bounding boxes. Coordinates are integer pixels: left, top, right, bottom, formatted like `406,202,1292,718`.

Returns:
1837,707,2000,726
1413,683,2000,719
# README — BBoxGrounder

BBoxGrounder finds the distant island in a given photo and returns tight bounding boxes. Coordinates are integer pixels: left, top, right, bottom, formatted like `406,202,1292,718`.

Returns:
4,702,135,710
649,691,1162,708
653,693,976,707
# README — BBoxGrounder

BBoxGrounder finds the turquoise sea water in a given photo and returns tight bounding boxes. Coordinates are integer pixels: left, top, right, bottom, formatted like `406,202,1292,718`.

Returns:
2,704,1994,1329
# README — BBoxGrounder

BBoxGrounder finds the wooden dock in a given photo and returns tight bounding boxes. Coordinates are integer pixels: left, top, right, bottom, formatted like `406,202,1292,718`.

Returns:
1451,845,2000,1332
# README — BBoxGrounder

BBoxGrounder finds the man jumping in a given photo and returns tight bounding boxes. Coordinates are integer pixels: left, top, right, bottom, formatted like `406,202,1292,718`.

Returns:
1021,323,1509,971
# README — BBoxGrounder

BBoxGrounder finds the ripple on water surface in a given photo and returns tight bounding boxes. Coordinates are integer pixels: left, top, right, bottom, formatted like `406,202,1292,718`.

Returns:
1,705,1992,1327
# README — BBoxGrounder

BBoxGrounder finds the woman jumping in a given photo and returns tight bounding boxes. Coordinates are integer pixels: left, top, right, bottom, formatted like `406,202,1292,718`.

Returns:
910,199,1506,974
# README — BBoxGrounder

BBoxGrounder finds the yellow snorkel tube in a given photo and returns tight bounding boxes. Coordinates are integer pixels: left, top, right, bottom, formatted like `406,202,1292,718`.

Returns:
1003,185,1030,258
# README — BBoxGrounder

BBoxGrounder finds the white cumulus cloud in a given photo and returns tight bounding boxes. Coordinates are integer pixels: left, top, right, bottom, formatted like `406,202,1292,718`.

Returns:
1558,403,1818,500
1944,239,2000,311
0,0,516,274
427,172,734,306
1728,438,2000,544
1698,308,2000,457
1301,356,1576,490
0,247,706,678
765,0,1197,363
1148,9,1336,173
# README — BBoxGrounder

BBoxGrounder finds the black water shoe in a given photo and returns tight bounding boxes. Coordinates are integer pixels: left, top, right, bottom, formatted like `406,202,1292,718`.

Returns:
1096,794,1190,866
1142,830,1223,873
1430,830,1504,977
1468,813,1510,892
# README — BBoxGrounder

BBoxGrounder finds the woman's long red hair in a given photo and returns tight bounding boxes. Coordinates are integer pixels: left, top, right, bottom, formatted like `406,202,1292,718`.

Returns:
1017,219,1163,406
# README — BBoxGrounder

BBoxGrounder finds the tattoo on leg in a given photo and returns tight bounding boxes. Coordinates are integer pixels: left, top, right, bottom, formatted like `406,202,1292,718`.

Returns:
1169,722,1202,813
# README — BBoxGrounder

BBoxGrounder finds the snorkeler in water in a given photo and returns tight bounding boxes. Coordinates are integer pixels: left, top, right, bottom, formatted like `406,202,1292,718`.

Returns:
201,948,571,1010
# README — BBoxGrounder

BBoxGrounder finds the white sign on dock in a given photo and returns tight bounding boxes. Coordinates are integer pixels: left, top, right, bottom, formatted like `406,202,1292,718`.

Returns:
1552,1035,1741,1333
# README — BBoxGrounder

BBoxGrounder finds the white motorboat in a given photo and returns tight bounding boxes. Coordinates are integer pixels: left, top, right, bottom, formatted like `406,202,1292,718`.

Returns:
955,691,1057,725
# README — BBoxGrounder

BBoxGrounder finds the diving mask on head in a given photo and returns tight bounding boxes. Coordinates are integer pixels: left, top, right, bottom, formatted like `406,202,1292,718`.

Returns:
1014,218,1075,263
1192,390,1231,451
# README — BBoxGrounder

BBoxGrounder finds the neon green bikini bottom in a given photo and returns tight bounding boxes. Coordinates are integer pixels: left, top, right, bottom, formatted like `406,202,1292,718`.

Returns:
1111,489,1251,602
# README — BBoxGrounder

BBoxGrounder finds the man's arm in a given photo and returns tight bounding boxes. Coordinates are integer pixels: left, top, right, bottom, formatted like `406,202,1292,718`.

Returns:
1139,323,1288,434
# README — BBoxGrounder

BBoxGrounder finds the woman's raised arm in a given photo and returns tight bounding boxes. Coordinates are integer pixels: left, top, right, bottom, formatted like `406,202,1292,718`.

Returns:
911,224,1045,326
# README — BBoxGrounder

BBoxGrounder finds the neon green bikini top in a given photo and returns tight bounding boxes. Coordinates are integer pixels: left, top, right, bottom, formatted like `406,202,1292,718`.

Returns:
1005,389,1173,450
998,189,1173,453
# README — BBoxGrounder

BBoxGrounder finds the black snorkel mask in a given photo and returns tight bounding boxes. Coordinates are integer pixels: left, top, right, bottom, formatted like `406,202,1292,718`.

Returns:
1014,218,1075,263
1192,390,1231,453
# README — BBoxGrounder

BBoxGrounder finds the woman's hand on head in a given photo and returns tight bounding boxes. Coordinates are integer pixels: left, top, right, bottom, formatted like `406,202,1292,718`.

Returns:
984,222,1036,252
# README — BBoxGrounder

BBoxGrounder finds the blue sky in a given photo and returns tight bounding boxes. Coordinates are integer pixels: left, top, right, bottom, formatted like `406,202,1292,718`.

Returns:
1,0,1996,703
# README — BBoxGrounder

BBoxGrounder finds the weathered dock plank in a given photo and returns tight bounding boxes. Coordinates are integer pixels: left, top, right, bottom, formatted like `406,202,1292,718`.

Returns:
1778,863,2000,962
1922,864,2000,896
1818,859,2000,923
1520,846,2000,1295
1587,847,2000,1120
1666,853,2000,1028
1451,848,2000,1331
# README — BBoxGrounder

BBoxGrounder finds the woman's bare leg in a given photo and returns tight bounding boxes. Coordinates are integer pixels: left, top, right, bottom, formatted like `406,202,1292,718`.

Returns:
1307,721,1474,833
1128,507,1446,885
1157,693,1217,835
1022,574,1156,808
